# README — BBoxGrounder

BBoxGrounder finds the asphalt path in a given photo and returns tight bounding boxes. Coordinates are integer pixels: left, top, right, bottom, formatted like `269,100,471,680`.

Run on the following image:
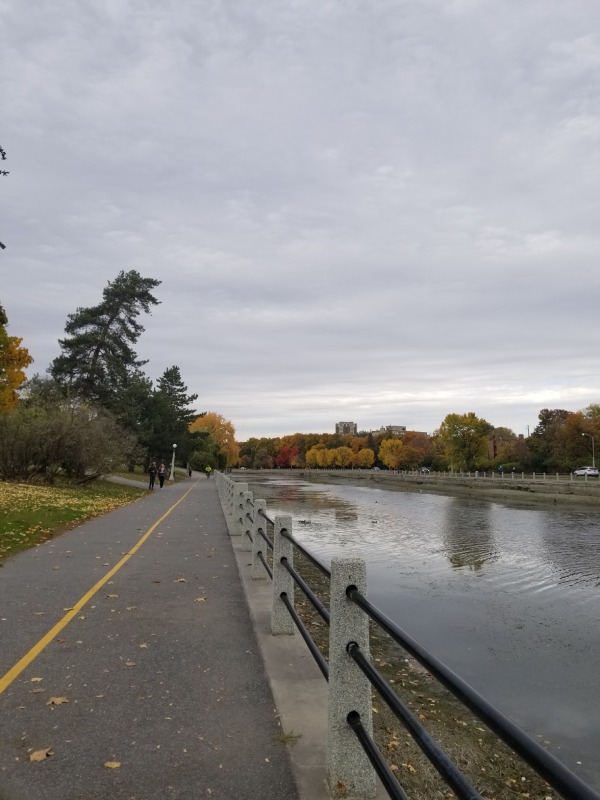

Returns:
0,477,299,800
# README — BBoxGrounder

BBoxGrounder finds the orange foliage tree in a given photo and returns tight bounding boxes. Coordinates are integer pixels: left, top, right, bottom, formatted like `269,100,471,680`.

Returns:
189,412,239,467
0,304,32,412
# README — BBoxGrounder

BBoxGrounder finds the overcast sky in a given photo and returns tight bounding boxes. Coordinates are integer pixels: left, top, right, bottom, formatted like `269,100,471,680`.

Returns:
2,0,600,440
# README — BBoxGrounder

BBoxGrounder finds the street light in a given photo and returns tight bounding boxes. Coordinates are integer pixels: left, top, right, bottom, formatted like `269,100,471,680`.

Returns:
582,432,595,468
169,443,177,481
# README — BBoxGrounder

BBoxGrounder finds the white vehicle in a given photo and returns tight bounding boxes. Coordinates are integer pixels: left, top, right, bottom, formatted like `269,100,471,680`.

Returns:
573,466,599,477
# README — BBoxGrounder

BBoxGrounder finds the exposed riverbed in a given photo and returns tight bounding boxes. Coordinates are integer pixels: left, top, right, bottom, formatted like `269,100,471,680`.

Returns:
244,473,600,790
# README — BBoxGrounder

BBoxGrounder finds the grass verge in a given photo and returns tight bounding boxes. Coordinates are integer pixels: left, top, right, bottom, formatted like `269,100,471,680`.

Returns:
294,552,561,800
0,480,145,562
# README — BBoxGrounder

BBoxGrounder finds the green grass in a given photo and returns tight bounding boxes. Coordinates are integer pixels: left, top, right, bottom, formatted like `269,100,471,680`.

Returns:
0,480,145,562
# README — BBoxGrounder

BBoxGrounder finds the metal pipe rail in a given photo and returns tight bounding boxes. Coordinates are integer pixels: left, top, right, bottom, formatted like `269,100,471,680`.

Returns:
348,642,483,800
347,711,408,800
348,587,600,800
280,556,330,624
257,551,272,579
280,592,329,680
281,528,331,577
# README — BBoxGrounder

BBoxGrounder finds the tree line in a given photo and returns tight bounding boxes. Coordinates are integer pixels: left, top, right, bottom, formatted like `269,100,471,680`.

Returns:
238,408,600,473
0,271,238,482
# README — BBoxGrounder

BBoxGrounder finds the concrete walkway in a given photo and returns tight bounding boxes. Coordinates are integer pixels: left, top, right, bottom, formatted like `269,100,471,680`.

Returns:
0,477,316,800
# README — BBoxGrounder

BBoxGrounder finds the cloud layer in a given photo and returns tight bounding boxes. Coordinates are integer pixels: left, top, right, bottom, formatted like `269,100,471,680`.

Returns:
3,0,600,438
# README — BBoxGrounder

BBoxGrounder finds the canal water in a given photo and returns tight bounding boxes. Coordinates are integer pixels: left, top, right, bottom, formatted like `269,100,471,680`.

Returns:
245,475,600,789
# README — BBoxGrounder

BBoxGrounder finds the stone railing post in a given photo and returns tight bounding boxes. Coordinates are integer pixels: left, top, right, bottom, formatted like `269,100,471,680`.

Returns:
251,499,268,580
327,558,376,799
232,482,248,537
271,515,294,635
242,491,253,551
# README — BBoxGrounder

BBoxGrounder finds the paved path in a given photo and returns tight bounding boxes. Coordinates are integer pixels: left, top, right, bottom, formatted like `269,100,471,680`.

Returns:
0,478,300,800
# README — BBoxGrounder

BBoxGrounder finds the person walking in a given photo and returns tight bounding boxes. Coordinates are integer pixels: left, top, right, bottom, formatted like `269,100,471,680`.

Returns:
188,464,192,477
148,461,157,491
204,465,212,479
158,462,166,488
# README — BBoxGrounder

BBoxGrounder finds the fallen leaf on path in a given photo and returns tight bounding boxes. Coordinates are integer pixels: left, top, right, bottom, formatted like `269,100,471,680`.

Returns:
47,697,69,705
175,578,187,583
195,597,207,603
30,677,43,683
106,594,119,598
29,748,53,762
125,660,136,668
104,761,121,769
126,606,137,611
139,643,148,649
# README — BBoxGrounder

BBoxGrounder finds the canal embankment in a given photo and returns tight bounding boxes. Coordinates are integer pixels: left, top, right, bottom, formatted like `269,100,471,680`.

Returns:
234,469,600,508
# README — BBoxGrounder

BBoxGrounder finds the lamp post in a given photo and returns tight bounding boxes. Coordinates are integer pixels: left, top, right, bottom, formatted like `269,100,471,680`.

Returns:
582,432,595,468
169,443,177,481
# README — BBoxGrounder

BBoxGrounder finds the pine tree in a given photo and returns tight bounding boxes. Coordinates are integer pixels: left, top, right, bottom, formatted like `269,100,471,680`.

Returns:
156,365,198,426
50,270,160,407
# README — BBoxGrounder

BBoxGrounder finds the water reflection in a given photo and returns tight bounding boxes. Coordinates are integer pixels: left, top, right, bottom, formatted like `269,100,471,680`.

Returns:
443,499,498,572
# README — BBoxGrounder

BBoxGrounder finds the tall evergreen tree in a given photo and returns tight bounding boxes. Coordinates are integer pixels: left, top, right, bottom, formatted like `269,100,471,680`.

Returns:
50,270,160,407
156,365,198,426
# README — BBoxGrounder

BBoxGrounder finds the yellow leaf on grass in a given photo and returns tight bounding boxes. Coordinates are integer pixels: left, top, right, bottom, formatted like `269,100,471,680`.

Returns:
104,761,121,769
402,763,417,773
30,748,53,762
47,697,69,705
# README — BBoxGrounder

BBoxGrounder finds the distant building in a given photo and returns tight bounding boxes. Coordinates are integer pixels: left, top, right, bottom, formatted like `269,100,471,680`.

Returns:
377,425,406,436
336,421,358,435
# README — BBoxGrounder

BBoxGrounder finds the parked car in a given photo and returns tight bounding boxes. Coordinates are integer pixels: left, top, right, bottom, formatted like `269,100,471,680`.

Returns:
419,467,431,473
573,466,600,477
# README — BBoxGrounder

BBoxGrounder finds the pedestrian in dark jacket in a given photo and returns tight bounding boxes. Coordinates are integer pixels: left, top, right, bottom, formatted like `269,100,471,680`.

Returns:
148,462,157,491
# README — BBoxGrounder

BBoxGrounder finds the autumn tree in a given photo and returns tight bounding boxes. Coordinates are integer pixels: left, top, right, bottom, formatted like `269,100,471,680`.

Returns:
437,412,493,470
325,446,353,468
0,304,33,412
353,448,375,468
378,438,405,470
50,270,161,408
274,444,300,468
189,412,239,467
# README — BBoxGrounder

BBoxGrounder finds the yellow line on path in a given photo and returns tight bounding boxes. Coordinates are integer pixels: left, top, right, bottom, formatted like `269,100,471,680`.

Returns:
0,481,199,695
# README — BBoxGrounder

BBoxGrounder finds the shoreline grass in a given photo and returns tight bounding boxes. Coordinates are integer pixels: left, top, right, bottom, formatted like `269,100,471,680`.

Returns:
0,480,145,562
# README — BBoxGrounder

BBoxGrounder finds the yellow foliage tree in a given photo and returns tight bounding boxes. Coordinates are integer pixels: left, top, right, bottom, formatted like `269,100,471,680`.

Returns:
189,412,240,467
330,446,353,468
0,305,33,413
354,448,375,469
378,438,405,470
